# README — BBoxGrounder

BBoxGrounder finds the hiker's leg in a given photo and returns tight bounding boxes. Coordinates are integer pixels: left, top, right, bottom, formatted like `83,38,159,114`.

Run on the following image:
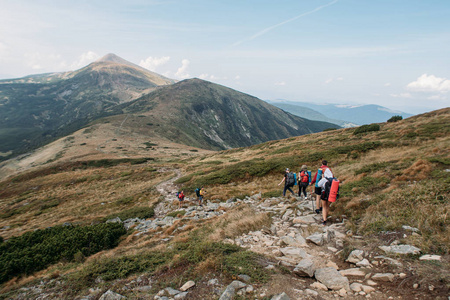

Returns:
322,200,329,222
316,195,321,210
289,187,295,195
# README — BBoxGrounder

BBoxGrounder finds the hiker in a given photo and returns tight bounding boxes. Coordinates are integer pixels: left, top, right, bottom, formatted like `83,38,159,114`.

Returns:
318,160,334,225
278,168,296,197
196,187,205,206
298,165,309,199
311,160,334,216
178,190,185,209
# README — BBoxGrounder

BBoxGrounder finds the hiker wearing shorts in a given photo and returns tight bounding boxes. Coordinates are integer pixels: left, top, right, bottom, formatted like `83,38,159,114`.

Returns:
311,169,322,214
319,160,334,225
298,165,309,199
278,168,295,197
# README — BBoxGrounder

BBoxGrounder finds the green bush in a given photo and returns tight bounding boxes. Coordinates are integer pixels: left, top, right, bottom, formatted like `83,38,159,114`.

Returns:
0,222,126,283
104,206,154,221
387,115,403,122
166,210,186,218
353,124,380,135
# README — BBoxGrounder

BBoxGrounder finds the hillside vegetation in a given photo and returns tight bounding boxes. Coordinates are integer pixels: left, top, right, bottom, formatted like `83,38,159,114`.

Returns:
0,108,448,299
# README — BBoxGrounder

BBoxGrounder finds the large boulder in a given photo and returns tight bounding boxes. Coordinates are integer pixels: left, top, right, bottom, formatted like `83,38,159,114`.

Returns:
293,259,316,277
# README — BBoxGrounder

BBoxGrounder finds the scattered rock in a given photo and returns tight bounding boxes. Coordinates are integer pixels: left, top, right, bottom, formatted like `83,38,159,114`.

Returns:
305,289,319,296
356,258,372,268
179,280,195,291
338,287,347,297
379,244,421,255
362,285,375,293
280,247,310,259
293,259,316,277
271,292,290,300
98,290,125,300
402,225,419,233
310,281,328,291
293,216,316,224
306,233,324,246
219,285,235,300
230,280,247,289
315,267,350,291
346,250,364,263
372,273,395,282
238,274,251,282
419,254,441,261
350,283,363,292
339,268,366,277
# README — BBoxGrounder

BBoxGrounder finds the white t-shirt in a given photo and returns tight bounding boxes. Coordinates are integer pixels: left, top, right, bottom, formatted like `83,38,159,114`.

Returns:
318,178,328,189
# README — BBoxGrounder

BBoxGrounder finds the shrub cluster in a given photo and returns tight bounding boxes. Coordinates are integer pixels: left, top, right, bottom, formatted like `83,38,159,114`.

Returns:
0,222,126,283
387,115,403,122
353,124,380,135
104,206,154,221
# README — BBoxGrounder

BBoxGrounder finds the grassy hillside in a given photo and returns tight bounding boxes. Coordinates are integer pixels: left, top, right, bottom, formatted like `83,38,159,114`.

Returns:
0,108,448,298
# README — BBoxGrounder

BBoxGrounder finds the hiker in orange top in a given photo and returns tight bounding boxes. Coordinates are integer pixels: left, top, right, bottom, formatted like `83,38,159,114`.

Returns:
178,190,185,209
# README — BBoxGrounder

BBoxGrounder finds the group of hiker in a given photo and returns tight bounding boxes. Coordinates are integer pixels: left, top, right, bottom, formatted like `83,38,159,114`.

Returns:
176,187,205,208
174,160,338,225
279,160,339,225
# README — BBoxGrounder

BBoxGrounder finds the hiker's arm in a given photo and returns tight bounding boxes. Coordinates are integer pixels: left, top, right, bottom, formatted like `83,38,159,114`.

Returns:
278,177,285,186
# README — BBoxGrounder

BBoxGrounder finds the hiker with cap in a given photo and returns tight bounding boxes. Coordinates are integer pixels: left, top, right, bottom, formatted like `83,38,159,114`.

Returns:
298,165,309,200
278,168,296,197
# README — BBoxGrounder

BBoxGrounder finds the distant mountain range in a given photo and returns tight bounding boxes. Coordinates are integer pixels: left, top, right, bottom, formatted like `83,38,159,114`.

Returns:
267,100,414,126
0,54,335,160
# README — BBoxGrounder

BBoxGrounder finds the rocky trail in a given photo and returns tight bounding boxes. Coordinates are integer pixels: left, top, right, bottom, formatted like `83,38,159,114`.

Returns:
11,171,447,300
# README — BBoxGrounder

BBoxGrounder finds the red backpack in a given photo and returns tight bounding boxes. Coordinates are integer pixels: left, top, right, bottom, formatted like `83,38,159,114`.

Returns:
300,171,309,183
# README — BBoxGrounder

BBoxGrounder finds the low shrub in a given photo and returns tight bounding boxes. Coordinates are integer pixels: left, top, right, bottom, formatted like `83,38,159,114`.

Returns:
166,210,186,218
387,115,403,122
104,206,154,221
0,222,126,283
353,124,380,135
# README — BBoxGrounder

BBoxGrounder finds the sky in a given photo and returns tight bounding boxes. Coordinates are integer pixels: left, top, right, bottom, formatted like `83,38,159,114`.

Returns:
0,0,449,114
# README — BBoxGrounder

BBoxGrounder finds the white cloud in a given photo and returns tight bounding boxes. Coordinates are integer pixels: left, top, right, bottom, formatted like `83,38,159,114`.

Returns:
275,81,286,86
428,94,447,100
384,83,391,87
390,93,412,98
70,51,100,69
235,75,241,80
139,56,170,71
175,59,190,79
325,77,343,84
407,74,450,93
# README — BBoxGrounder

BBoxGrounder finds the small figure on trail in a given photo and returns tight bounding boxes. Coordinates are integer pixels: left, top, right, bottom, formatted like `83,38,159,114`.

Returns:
278,168,296,197
298,165,309,199
195,187,205,206
178,190,185,209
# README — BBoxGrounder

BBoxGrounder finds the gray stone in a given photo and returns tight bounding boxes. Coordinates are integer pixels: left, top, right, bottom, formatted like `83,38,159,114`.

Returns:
356,258,372,267
305,289,318,296
238,274,251,282
293,259,316,277
350,282,363,292
379,244,421,255
271,292,290,300
281,235,307,247
323,229,335,243
372,273,394,282
402,225,419,232
339,268,366,277
208,279,219,285
346,250,364,263
179,280,195,291
374,255,403,267
219,285,235,300
293,215,316,224
314,267,350,291
165,287,181,296
361,285,375,293
135,285,152,292
98,290,125,300
280,247,310,259
106,217,122,224
306,233,324,246
230,280,247,289
310,281,328,291
419,254,441,261
174,292,188,299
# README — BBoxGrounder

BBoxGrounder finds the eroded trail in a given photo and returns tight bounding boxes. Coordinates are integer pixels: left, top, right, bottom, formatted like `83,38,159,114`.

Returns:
154,168,183,217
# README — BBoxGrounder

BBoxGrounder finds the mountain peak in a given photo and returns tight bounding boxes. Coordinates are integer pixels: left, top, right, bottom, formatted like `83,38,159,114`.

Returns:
96,53,133,66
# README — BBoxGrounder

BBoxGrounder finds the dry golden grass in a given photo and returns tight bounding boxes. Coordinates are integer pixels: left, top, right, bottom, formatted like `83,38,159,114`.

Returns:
207,205,272,241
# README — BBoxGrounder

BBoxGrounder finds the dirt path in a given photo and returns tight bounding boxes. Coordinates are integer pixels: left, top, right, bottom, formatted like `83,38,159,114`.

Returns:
154,168,183,217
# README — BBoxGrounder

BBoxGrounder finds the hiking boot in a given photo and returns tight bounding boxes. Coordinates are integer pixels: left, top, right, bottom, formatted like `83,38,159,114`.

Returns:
315,209,321,214
322,220,327,225
304,196,308,200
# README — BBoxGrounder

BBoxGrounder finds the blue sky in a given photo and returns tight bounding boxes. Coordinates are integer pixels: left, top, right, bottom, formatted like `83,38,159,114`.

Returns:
0,0,449,114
